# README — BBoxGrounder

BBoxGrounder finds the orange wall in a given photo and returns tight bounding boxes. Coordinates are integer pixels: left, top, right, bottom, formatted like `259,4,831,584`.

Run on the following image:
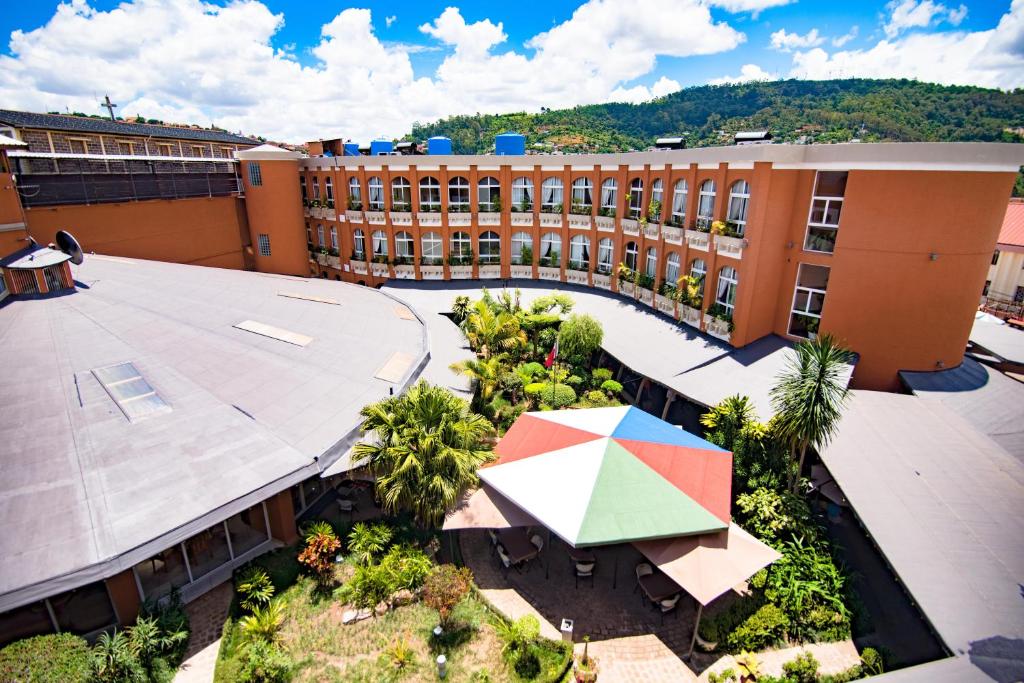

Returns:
24,196,248,269
105,569,141,624
241,159,309,276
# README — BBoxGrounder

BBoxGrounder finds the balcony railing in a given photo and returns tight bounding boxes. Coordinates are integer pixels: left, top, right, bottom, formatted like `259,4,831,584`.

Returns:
16,171,240,207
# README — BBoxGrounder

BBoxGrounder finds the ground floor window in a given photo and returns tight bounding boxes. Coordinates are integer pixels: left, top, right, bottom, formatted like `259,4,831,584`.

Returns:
512,232,532,264
540,232,561,266
421,232,442,265
597,238,613,273
715,266,738,314
352,229,365,259
788,263,830,339
372,230,388,259
623,241,638,271
569,235,590,269
479,231,500,264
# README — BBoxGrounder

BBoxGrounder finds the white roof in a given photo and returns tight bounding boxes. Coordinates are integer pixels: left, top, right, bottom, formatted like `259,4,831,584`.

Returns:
0,133,26,147
235,143,303,160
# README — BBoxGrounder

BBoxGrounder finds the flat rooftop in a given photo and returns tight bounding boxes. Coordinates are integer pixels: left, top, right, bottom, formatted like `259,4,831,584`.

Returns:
820,391,1024,670
970,316,1024,366
0,257,425,611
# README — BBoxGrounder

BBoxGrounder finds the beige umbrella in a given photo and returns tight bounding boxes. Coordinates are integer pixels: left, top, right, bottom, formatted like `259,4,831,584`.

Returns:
634,523,781,657
443,483,539,531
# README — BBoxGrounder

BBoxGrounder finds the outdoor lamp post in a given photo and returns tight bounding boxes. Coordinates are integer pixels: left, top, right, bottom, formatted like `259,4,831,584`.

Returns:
437,654,447,678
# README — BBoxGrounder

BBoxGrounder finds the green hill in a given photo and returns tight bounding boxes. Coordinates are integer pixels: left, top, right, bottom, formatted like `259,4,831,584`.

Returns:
406,79,1024,155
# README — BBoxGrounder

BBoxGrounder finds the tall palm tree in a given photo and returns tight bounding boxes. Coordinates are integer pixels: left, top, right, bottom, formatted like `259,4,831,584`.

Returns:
355,381,493,527
461,300,526,359
769,334,852,492
450,356,503,411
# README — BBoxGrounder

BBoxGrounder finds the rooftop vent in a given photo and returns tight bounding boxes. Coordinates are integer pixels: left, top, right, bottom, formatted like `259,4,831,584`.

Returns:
655,137,686,150
92,362,171,422
734,131,772,145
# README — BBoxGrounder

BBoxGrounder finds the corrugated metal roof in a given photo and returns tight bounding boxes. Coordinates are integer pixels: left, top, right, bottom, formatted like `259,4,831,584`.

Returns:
0,109,258,145
997,200,1024,249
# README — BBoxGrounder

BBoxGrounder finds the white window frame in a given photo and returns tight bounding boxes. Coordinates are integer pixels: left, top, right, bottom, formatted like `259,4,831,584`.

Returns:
325,177,334,202
512,177,533,209
803,171,847,254
316,224,324,246
448,176,470,211
392,177,411,209
540,232,561,262
451,231,472,258
665,252,680,284
421,232,442,264
570,234,590,267
624,241,638,270
671,180,688,224
348,177,361,204
597,238,613,273
312,177,320,200
478,231,501,264
371,230,388,257
419,176,441,211
353,229,366,259
726,180,750,236
541,177,563,212
299,175,307,200
512,231,532,264
329,226,338,251
645,247,657,277
600,179,617,212
395,231,414,260
571,178,593,209
367,177,384,210
628,178,644,218
696,179,715,228
650,179,663,218
716,266,738,314
478,176,501,211
789,263,830,339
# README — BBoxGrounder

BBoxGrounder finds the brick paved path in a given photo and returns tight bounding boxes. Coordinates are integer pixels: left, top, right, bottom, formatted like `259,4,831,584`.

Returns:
173,581,233,683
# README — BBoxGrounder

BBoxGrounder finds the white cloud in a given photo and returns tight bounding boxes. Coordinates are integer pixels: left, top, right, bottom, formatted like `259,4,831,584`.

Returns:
832,25,859,47
709,0,794,15
709,63,778,85
609,75,681,103
770,28,825,52
0,0,747,142
883,0,969,38
790,0,1023,88
385,15,396,28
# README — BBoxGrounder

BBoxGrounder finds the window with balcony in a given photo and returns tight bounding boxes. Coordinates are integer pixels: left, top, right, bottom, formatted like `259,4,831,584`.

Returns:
317,224,324,246
541,178,563,212
540,232,561,266
597,238,613,273
788,263,830,339
512,231,532,264
478,176,501,211
696,179,715,229
371,230,388,259
325,177,334,202
353,229,366,259
629,178,644,218
570,234,590,269
804,171,847,254
671,180,688,226
448,176,469,212
392,177,411,210
300,176,307,201
624,241,638,270
421,232,442,264
305,223,312,243
312,178,321,201
690,258,706,298
450,231,472,263
645,247,657,278
512,177,533,211
571,178,593,212
715,266,739,314
395,231,414,263
348,177,361,207
665,252,680,284
726,180,750,236
479,231,500,264
650,179,663,221
330,227,338,251
600,179,618,216
419,177,441,211
367,177,384,210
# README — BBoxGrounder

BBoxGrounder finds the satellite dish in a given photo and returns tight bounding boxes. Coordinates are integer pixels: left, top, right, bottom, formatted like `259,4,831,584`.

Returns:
55,230,84,265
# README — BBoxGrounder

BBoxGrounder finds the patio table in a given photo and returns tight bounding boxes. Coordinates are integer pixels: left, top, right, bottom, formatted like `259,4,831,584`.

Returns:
639,571,681,603
499,529,539,564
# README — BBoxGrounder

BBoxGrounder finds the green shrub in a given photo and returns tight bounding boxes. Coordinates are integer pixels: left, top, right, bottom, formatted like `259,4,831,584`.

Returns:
517,362,546,381
726,603,789,651
422,564,473,627
237,640,292,683
860,647,884,676
708,669,737,683
591,367,613,386
565,374,583,389
513,646,541,678
238,600,285,645
0,633,92,683
500,372,524,398
600,379,623,395
525,383,577,408
236,567,275,613
782,652,819,683
557,314,604,364
765,537,851,642
347,521,393,566
735,488,816,545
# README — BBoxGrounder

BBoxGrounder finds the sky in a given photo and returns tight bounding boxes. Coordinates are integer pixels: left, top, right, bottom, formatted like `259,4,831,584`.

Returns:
0,0,1021,143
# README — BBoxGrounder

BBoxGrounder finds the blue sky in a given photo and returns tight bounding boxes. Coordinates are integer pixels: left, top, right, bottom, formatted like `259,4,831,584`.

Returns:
0,1,1019,142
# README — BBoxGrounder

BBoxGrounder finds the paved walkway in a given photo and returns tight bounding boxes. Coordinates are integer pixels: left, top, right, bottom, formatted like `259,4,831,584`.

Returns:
173,582,232,683
699,641,862,681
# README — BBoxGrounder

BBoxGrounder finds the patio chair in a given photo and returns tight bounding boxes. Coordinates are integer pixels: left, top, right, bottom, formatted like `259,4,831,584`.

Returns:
529,534,545,569
659,593,681,624
487,529,499,556
574,561,596,589
497,545,519,576
633,562,652,593
337,498,357,519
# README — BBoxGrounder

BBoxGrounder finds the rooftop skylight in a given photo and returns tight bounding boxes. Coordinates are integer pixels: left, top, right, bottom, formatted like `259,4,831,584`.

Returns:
92,362,171,422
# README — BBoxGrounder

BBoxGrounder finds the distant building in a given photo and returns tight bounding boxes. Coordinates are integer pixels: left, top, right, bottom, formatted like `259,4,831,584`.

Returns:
983,199,1024,316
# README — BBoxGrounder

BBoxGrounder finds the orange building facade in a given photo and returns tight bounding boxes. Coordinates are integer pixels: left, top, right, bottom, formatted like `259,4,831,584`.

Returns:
237,143,1023,391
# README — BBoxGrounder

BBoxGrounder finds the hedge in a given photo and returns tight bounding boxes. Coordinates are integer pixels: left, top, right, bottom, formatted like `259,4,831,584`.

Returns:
0,633,92,683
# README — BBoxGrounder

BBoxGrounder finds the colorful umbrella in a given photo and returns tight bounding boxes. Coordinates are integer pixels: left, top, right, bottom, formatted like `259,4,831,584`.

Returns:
478,406,732,547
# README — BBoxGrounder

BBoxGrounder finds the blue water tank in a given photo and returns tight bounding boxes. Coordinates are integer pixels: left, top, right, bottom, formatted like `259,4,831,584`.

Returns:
427,136,452,155
343,143,360,156
370,139,394,156
495,132,525,156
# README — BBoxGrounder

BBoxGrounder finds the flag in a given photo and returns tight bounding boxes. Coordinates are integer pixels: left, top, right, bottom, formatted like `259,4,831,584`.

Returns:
544,338,559,368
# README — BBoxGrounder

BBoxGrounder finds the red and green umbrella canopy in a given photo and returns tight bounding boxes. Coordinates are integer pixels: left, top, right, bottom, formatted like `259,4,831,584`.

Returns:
479,406,732,547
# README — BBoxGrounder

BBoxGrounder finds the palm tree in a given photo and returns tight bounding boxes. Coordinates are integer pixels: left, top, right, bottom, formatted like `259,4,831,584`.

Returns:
92,630,141,682
461,300,526,359
355,381,493,527
128,615,188,675
769,334,852,492
347,521,393,566
700,394,756,450
450,356,503,411
238,600,285,644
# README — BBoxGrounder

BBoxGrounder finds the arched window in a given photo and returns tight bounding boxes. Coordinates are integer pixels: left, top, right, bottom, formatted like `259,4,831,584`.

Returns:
329,226,338,251
300,176,307,201
665,252,680,284
716,266,739,314
316,224,324,246
347,177,361,208
541,177,563,212
395,231,414,263
512,177,533,211
478,176,501,211
570,234,590,268
600,179,617,216
367,176,384,210
312,177,321,201
371,230,388,259
325,177,334,203
419,176,441,211
645,247,657,278
726,180,750,236
479,231,500,264
649,179,663,221
421,232,442,265
391,177,411,210
448,176,470,212
571,178,593,210
353,229,366,259
540,232,562,266
697,179,716,229
624,241,638,270
690,258,706,298
628,178,644,218
450,231,471,263
512,231,533,264
671,180,688,225
597,238,613,273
